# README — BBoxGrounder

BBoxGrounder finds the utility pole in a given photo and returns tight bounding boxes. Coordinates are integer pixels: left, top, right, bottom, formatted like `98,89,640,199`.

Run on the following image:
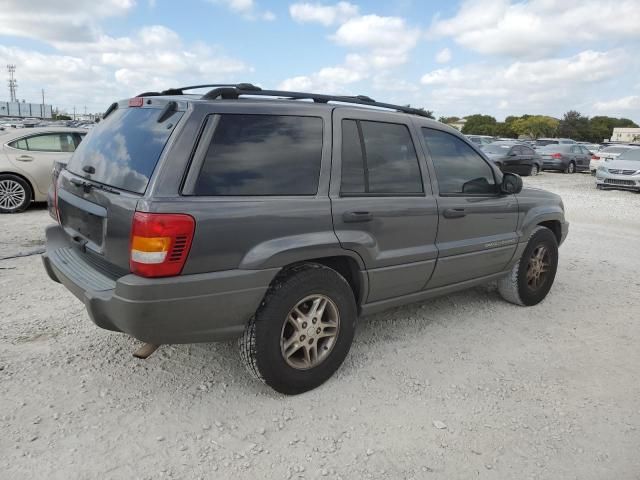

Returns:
7,65,17,102
41,89,45,119
84,105,87,116
73,106,76,120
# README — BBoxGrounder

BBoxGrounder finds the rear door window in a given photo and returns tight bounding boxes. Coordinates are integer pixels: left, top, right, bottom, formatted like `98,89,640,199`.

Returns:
340,119,423,195
193,114,323,196
66,107,183,194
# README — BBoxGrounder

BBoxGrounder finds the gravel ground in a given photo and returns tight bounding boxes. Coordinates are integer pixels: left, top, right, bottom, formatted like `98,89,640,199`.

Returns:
1,173,639,480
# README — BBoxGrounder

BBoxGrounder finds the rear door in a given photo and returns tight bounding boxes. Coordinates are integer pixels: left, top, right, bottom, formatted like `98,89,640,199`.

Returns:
419,127,518,288
570,145,585,169
330,109,438,303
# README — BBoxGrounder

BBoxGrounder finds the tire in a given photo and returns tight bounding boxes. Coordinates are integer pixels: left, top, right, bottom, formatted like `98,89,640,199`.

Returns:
0,174,31,213
239,263,357,395
564,162,576,174
529,164,539,176
497,226,559,306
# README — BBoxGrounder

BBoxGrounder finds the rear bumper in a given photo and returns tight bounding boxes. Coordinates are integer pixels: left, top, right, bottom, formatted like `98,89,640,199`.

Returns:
42,225,279,344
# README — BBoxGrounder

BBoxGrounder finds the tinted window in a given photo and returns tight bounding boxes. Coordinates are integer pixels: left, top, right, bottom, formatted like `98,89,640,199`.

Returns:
360,121,422,194
540,145,572,153
340,120,365,194
512,146,523,155
422,128,497,195
67,107,183,194
194,114,322,196
601,146,630,154
617,148,640,161
483,144,511,155
9,138,28,150
469,137,481,144
29,133,76,152
522,146,535,155
536,139,558,146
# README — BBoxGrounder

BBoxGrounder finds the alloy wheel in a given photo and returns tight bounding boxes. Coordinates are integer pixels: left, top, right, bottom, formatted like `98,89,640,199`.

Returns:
527,245,550,290
280,294,340,370
0,179,26,211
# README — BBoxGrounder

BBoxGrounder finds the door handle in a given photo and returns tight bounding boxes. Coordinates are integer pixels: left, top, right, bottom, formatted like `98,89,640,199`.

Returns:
443,208,466,219
17,155,33,161
343,211,373,223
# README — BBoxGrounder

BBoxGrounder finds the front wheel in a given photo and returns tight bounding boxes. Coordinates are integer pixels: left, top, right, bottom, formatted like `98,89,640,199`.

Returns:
564,162,576,174
239,264,357,395
530,164,540,176
498,226,559,306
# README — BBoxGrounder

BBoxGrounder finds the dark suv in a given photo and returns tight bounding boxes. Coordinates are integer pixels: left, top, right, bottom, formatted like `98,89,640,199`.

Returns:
42,84,569,394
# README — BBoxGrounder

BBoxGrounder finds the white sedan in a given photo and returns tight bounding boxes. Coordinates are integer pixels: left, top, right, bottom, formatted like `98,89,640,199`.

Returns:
0,127,87,213
590,145,638,174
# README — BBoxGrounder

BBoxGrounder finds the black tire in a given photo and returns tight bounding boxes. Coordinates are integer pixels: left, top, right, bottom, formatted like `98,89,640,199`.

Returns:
0,174,32,213
239,263,357,395
564,162,576,174
497,226,559,306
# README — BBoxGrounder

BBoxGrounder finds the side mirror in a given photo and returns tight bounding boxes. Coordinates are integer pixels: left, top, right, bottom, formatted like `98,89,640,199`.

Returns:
509,152,517,156
501,172,523,194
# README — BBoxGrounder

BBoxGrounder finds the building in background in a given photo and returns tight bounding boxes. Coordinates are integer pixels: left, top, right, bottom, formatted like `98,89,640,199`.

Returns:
0,101,52,119
610,128,640,143
447,118,466,131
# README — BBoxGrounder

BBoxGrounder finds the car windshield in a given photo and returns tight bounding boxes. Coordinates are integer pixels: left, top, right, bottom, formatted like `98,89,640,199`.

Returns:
617,148,640,161
600,146,630,154
482,144,512,154
536,139,558,146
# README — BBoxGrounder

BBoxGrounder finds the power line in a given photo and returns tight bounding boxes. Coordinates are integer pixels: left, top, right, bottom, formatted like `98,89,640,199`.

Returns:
7,65,17,102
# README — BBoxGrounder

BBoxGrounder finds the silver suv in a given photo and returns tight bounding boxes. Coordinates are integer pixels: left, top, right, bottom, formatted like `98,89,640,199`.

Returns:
42,84,569,394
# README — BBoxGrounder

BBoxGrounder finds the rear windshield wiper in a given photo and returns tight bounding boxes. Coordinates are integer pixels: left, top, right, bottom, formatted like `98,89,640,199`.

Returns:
70,177,121,195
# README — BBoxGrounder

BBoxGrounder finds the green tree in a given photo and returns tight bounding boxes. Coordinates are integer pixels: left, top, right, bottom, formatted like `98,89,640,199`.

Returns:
511,115,559,139
405,105,434,119
461,114,497,134
438,116,460,124
588,116,639,142
558,110,590,140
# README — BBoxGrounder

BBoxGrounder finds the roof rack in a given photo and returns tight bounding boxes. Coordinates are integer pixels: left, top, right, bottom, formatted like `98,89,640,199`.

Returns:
135,83,430,117
200,85,430,117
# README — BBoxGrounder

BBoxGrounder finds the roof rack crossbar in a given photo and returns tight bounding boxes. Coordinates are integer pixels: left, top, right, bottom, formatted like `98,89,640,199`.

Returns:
135,83,261,97
200,87,430,117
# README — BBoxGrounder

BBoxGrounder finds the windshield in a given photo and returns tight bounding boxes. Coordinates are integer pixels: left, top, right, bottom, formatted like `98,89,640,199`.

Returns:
617,148,640,161
536,139,558,146
600,146,630,154
482,144,511,154
67,106,183,194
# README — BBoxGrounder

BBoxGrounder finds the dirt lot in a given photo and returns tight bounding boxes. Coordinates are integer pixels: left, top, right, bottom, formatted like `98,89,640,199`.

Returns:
1,173,639,480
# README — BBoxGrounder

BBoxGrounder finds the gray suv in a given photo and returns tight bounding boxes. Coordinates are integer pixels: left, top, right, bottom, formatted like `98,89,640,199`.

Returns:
42,84,569,394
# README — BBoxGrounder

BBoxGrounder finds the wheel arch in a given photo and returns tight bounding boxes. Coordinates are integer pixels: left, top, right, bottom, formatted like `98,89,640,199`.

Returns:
0,171,35,203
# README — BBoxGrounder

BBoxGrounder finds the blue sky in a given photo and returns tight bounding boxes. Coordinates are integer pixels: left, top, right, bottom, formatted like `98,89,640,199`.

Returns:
1,0,639,121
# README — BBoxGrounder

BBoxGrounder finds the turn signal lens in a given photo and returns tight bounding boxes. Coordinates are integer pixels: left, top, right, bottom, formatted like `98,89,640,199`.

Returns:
130,212,195,277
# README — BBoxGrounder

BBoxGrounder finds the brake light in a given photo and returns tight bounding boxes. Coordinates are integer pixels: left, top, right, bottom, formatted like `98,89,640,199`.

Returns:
128,97,144,107
49,173,61,223
551,153,563,159
591,155,600,160
130,212,195,277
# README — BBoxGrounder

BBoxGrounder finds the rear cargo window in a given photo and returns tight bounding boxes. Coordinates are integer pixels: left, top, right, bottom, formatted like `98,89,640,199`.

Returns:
193,114,323,196
66,107,183,194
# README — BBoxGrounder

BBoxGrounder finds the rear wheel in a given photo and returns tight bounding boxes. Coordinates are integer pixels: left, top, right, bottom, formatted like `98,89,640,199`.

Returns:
239,263,357,395
529,164,539,176
498,226,559,306
0,174,31,213
564,161,576,174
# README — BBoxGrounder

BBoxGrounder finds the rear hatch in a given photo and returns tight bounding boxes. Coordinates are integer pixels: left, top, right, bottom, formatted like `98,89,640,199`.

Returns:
56,99,185,272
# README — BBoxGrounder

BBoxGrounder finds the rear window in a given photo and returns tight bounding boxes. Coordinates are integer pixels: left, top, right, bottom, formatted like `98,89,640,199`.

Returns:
618,148,640,161
536,139,558,146
482,144,511,154
540,144,571,152
600,146,629,154
66,107,183,194
193,114,323,196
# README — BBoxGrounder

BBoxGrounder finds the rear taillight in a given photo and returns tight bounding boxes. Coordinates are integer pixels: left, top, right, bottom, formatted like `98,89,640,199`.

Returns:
49,172,61,223
130,212,195,278
591,155,600,160
551,153,563,159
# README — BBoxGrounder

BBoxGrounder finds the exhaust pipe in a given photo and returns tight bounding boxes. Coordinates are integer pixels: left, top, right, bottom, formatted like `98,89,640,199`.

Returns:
133,343,160,359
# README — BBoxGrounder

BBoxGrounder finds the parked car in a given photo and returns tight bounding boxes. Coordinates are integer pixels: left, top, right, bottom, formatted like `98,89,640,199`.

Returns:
539,144,591,173
42,85,568,394
482,141,542,176
589,145,638,174
466,134,494,146
0,127,87,213
577,142,601,153
595,147,640,192
535,138,576,148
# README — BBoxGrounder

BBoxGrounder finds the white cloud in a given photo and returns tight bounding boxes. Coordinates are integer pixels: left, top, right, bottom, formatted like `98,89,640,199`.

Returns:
0,0,134,43
593,96,640,113
420,50,626,116
289,2,359,26
430,0,640,57
0,25,251,112
435,48,452,64
208,0,275,20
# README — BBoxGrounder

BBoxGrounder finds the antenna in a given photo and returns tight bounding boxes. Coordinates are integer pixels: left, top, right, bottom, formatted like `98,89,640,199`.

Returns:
7,65,17,102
